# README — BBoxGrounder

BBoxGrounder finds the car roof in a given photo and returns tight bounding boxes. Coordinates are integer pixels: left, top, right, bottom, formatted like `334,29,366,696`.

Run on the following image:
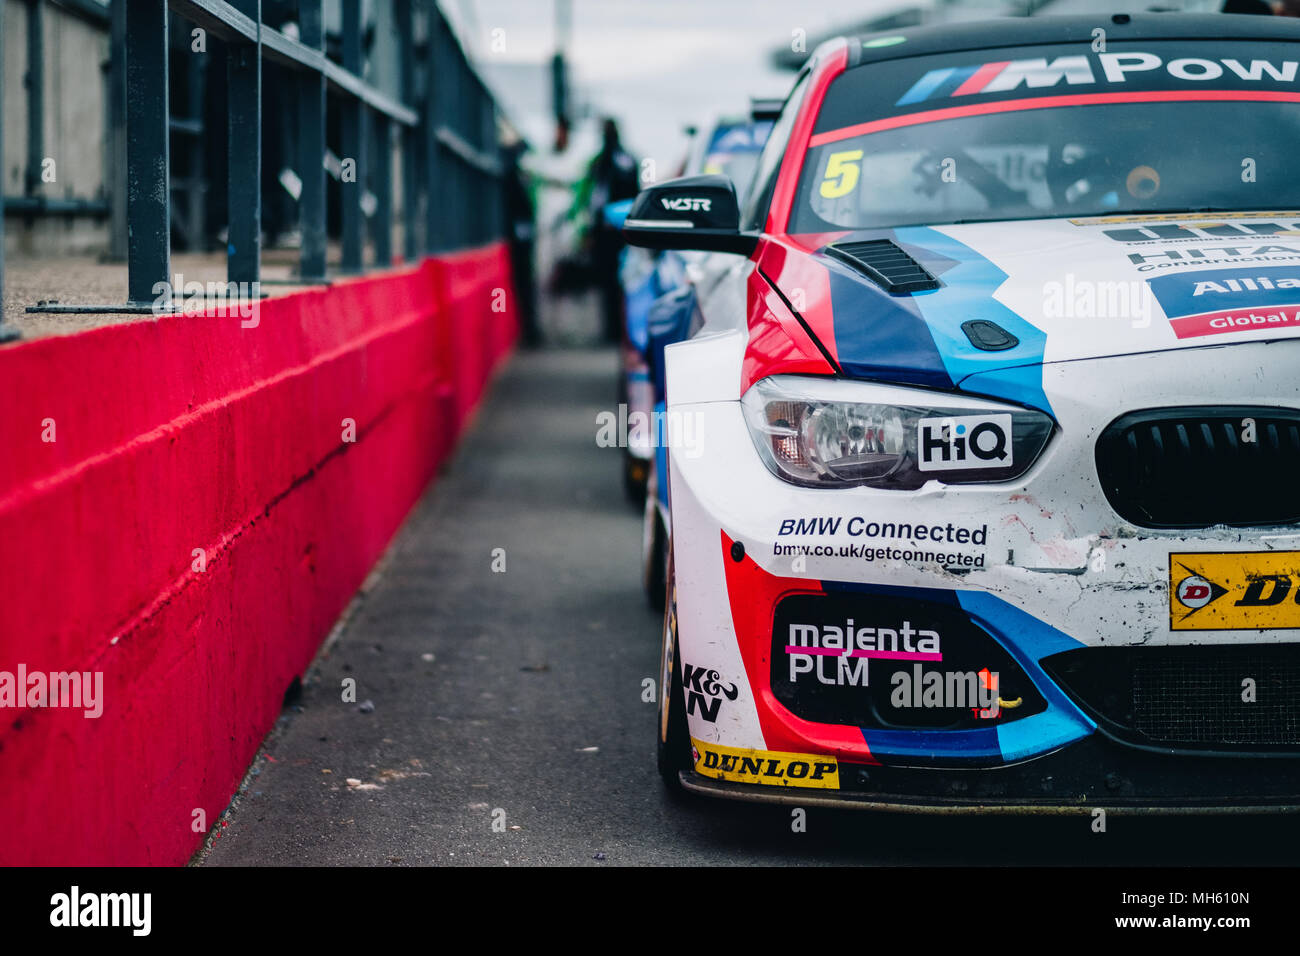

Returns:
818,13,1300,70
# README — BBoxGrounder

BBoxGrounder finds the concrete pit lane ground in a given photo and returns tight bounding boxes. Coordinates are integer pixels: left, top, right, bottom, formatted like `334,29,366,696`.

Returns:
199,345,1300,866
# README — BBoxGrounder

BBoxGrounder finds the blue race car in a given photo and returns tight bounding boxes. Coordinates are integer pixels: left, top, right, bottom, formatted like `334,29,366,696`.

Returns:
605,110,774,607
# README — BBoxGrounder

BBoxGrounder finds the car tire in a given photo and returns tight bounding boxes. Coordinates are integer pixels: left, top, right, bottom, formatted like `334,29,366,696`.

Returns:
656,546,691,793
641,486,667,612
616,372,645,502
623,451,647,504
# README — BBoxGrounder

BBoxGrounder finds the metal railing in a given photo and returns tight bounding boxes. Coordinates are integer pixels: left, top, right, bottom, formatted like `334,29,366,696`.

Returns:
4,0,506,321
0,3,8,340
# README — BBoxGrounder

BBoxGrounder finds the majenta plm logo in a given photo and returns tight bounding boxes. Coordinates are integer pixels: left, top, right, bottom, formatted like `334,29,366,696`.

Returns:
781,620,1002,717
784,618,942,687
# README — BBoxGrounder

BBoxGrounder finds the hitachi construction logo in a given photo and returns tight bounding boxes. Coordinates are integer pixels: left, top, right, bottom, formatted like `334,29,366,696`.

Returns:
897,53,1298,105
1103,220,1300,245
784,619,942,687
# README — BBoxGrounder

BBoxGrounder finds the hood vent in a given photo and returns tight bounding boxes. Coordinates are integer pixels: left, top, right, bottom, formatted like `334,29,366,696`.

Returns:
824,239,940,294
961,319,1019,352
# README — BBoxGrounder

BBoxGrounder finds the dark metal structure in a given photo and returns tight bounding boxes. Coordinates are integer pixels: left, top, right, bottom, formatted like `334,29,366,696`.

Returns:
9,0,505,318
0,4,8,342
5,2,117,234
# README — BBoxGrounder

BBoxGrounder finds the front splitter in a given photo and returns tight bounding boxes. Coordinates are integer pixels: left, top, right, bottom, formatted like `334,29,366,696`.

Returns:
679,771,1300,815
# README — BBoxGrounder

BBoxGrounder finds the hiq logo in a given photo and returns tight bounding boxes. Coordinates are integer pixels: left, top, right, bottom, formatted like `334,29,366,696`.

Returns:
917,414,1011,472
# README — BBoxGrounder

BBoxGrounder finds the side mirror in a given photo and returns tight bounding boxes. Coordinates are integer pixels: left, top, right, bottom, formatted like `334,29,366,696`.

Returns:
622,174,758,255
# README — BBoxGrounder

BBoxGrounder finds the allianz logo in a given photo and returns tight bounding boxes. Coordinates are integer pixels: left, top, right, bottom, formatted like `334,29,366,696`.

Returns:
1192,275,1300,295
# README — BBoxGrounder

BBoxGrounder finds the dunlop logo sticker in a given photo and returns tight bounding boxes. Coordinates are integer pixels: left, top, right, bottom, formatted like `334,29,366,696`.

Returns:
1170,551,1300,631
690,738,839,788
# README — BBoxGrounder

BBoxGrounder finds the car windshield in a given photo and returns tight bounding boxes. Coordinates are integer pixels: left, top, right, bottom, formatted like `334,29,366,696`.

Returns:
698,120,773,201
792,40,1300,233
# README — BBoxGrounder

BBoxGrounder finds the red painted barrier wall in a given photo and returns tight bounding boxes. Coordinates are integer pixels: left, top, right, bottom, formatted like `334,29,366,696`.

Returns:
0,243,517,865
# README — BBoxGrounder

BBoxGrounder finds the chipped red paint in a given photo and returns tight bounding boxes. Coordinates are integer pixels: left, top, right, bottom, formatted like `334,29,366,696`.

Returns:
0,243,517,865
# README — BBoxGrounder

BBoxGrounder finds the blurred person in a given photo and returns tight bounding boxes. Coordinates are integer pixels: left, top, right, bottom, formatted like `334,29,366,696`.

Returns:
571,119,640,343
503,140,541,348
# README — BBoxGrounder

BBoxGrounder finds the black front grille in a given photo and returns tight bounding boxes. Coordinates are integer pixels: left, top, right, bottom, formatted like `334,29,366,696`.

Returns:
1045,644,1300,752
823,239,940,294
1095,406,1300,528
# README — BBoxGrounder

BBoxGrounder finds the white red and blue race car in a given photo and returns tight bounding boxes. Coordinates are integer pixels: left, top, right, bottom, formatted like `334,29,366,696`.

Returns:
626,13,1300,810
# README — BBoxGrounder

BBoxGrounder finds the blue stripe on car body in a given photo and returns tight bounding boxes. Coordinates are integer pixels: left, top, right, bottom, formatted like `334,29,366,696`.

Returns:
817,580,1094,764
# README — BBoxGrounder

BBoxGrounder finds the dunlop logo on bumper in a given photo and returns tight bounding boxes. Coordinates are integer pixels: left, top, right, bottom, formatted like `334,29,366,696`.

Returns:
690,739,839,789
1170,551,1300,630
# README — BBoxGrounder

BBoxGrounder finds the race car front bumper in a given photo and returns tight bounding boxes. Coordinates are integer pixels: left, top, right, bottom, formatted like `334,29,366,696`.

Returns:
665,345,1300,806
677,732,1300,813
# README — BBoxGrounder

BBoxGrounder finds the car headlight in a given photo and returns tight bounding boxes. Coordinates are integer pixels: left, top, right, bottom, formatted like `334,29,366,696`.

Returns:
741,375,1054,489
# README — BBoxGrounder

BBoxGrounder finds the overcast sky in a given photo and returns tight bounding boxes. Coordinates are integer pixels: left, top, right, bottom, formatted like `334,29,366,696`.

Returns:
446,0,914,169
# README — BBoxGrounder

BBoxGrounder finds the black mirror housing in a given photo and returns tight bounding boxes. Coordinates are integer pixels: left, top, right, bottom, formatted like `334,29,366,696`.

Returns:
622,174,758,255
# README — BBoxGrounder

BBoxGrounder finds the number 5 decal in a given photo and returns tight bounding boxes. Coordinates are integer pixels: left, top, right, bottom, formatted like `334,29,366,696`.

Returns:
820,149,863,199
